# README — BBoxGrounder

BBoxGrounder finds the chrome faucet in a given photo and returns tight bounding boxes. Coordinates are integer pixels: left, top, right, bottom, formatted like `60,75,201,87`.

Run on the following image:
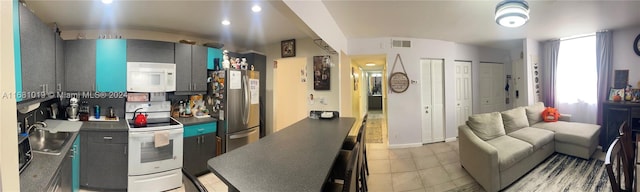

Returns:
24,111,47,134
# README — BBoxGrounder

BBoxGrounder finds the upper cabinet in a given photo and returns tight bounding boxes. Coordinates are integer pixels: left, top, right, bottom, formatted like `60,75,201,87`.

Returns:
207,48,222,70
65,40,96,92
19,4,55,99
175,44,207,94
96,39,127,92
127,40,175,63
55,34,65,93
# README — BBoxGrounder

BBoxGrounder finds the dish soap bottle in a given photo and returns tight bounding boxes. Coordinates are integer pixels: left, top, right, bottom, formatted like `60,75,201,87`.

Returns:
185,100,191,115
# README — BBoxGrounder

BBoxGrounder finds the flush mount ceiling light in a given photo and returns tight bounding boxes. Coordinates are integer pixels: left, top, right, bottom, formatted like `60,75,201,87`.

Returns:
366,63,376,66
221,20,230,26
101,0,113,4
251,5,262,13
495,0,530,28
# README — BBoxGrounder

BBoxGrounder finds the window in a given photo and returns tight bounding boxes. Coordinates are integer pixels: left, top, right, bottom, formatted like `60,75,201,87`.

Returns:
556,34,597,123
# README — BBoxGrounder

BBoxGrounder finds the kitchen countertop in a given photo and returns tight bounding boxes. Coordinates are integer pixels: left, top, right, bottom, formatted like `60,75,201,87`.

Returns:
80,118,128,131
207,117,356,192
20,132,79,191
175,116,217,126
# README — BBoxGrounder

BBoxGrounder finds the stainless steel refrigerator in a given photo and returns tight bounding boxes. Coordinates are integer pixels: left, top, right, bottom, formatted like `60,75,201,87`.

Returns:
207,69,260,153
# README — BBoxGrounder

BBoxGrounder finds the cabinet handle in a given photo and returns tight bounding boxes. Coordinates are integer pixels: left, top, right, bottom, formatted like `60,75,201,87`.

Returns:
57,84,61,92
124,146,127,155
103,136,113,140
201,136,205,144
197,136,201,144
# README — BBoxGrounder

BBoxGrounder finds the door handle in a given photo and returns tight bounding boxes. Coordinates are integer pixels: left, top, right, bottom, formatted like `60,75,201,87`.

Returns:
426,110,429,114
243,76,250,125
229,129,257,139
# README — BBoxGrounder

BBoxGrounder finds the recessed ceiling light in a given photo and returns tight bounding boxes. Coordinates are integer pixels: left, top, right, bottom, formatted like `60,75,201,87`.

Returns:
366,63,376,66
102,0,113,4
221,20,230,26
251,5,262,13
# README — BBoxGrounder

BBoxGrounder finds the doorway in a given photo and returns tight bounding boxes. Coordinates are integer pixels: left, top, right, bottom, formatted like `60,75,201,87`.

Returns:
479,62,505,113
420,59,445,144
350,54,388,145
455,61,472,127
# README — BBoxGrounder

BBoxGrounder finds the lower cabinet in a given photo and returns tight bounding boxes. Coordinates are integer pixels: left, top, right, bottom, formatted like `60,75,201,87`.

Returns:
47,136,79,192
183,122,217,176
80,131,128,190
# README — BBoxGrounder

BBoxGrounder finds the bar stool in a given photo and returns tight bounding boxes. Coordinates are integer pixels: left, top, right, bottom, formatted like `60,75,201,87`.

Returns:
338,124,368,192
324,144,360,192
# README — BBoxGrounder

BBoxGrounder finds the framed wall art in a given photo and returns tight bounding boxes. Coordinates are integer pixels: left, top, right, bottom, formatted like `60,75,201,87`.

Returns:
281,39,296,58
313,56,330,90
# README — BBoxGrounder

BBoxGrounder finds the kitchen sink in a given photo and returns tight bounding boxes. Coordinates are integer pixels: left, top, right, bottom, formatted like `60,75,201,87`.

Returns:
29,129,72,155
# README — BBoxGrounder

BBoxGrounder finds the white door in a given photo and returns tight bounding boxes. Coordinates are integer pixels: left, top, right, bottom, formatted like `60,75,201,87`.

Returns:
479,63,505,113
455,61,472,127
421,59,445,144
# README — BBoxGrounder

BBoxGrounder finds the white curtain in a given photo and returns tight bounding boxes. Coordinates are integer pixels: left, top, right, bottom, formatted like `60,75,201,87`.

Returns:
556,35,597,124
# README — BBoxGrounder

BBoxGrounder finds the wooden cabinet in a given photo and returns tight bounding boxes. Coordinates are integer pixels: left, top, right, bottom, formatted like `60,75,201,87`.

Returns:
127,39,175,63
183,122,217,176
80,131,128,190
65,40,96,92
19,4,55,99
601,101,640,151
175,43,207,93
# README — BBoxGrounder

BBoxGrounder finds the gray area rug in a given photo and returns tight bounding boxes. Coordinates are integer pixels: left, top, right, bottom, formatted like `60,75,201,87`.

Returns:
449,153,610,192
365,112,383,143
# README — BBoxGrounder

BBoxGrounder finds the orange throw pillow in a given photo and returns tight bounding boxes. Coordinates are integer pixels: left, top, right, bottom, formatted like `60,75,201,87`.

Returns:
541,107,560,122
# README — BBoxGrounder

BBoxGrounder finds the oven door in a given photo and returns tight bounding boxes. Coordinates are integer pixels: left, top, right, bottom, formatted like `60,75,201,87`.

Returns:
128,128,183,175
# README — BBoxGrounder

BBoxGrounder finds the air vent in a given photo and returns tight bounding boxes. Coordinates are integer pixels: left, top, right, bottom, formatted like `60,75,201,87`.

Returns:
392,40,411,48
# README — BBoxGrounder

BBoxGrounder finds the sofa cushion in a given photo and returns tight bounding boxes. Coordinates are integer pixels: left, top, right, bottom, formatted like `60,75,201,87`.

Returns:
531,121,601,147
525,102,546,126
466,112,506,141
508,127,555,150
501,107,530,133
486,136,534,171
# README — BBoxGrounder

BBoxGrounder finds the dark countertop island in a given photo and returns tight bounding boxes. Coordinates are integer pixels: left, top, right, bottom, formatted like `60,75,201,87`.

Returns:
207,117,356,192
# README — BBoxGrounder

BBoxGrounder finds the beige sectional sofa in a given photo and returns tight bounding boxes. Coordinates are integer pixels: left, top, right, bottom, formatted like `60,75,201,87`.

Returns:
458,102,601,192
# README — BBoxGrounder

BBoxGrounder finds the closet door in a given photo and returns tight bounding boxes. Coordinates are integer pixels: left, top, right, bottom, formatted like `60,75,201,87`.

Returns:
479,62,505,113
455,61,472,127
421,59,445,144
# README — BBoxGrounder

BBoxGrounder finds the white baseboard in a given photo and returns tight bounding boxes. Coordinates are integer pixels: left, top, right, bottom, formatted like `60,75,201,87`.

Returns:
388,143,422,149
445,137,458,142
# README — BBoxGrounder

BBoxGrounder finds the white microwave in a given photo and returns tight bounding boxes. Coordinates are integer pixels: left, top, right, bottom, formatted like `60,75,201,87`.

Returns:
127,62,176,92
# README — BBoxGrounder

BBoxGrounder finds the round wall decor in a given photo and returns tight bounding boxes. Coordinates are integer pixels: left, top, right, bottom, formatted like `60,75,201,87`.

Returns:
633,33,640,56
389,72,409,93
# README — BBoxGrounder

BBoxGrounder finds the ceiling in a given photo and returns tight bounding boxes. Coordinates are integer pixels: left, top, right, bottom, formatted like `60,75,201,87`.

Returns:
22,0,640,52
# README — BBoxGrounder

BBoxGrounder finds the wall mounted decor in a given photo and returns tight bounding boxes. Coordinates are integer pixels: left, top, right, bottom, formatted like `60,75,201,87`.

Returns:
389,54,410,93
313,56,330,90
614,70,629,89
281,39,296,58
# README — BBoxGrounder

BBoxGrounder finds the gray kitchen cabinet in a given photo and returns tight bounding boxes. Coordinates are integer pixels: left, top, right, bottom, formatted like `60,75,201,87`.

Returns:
80,131,128,190
46,136,77,192
19,4,55,99
64,40,96,92
183,133,216,176
127,39,175,63
55,34,65,93
175,44,207,94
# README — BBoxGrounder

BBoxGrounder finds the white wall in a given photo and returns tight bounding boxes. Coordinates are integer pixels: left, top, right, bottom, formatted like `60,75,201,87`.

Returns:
1,0,19,190
262,38,340,135
612,26,640,86
525,38,541,104
273,57,308,132
282,0,347,54
348,37,510,146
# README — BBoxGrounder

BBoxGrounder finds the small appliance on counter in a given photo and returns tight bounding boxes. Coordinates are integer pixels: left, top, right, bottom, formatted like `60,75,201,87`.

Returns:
66,97,79,121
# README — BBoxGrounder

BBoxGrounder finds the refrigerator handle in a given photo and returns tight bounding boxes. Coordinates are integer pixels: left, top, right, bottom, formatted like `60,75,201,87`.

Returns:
243,75,250,125
229,128,258,139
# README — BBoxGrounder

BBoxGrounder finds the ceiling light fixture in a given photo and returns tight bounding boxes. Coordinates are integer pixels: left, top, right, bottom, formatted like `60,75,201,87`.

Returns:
366,63,376,66
101,0,113,4
495,0,529,28
221,20,230,26
251,5,262,13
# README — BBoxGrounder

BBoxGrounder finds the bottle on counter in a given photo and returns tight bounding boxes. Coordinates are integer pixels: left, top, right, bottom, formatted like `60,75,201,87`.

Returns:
179,101,185,116
185,100,191,115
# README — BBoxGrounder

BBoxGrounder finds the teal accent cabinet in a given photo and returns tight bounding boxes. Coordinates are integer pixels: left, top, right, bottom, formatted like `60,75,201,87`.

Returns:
13,0,22,102
207,48,222,70
72,136,80,192
96,39,127,92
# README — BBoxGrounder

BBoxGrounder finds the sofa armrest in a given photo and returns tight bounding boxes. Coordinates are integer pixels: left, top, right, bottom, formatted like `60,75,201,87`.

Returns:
458,125,500,192
560,114,572,122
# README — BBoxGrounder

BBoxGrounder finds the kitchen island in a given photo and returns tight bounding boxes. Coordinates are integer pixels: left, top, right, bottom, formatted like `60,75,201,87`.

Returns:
207,117,356,192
